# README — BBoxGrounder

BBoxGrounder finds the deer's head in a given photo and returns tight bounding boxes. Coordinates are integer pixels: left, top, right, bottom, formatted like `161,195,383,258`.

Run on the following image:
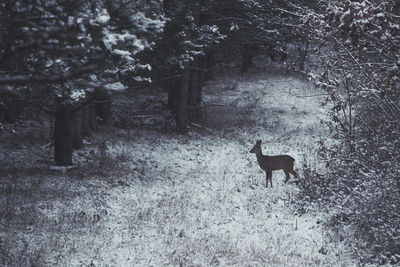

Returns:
250,140,262,154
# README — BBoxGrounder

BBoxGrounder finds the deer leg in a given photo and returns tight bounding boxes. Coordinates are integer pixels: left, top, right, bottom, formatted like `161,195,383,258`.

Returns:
284,169,290,184
267,170,272,188
265,171,269,188
290,169,298,178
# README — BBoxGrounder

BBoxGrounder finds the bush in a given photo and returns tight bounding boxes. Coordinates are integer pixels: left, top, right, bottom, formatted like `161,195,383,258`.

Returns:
297,139,400,265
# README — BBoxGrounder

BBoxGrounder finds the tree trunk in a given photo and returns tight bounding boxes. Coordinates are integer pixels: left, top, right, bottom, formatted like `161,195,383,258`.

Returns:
167,76,179,111
0,96,23,123
188,56,206,122
175,68,189,133
240,44,254,73
81,104,89,136
298,40,309,71
73,109,83,149
54,102,74,166
81,102,97,136
205,51,215,80
93,87,112,125
266,43,276,61
88,102,97,130
281,43,288,63
188,64,199,121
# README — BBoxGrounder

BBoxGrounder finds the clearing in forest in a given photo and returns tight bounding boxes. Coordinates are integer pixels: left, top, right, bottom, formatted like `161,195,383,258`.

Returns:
0,73,355,266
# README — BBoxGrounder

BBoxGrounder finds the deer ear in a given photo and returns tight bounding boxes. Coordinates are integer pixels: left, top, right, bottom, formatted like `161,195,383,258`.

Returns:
256,140,261,145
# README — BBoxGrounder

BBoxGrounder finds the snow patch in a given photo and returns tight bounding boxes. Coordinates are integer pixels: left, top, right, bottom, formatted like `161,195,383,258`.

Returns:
104,82,126,92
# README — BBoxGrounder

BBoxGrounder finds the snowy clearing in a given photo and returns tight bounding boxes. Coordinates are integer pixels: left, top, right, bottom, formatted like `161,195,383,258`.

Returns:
0,73,355,266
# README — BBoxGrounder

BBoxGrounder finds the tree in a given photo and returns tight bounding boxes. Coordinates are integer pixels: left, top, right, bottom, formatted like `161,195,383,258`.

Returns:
152,0,225,133
0,0,165,165
201,0,316,73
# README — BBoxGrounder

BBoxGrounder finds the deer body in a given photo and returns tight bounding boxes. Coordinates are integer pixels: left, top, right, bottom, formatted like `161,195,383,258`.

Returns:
250,140,298,188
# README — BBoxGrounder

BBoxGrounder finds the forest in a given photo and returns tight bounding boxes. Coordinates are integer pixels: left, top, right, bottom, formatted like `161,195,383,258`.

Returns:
0,0,399,265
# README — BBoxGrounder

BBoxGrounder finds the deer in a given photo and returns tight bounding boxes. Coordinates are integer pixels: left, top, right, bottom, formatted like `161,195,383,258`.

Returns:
250,140,298,188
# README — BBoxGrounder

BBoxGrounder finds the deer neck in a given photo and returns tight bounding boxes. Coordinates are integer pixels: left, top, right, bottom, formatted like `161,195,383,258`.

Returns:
255,149,266,163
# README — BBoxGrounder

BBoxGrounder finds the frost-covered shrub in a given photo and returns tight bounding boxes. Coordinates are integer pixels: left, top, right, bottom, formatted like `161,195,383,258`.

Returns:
299,140,400,265
297,0,400,264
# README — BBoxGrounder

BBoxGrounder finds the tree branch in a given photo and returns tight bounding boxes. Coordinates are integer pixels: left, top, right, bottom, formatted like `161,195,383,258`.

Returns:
0,65,97,85
0,86,24,99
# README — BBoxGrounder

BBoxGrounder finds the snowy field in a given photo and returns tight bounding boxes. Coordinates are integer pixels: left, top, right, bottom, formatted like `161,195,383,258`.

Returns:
0,73,356,266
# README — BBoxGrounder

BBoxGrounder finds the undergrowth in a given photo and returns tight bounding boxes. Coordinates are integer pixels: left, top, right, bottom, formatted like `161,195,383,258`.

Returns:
296,140,400,265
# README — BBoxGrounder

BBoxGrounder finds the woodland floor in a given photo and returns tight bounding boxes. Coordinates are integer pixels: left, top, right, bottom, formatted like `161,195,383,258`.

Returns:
0,71,357,266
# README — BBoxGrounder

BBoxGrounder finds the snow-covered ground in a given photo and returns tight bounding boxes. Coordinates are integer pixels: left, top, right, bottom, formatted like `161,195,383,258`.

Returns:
0,73,356,266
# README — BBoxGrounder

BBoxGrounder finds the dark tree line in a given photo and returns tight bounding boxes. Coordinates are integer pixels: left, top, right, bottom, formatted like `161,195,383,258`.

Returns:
151,0,315,133
0,0,315,165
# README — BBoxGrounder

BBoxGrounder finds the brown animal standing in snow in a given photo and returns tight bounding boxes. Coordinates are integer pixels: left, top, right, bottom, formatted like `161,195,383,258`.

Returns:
250,140,298,188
